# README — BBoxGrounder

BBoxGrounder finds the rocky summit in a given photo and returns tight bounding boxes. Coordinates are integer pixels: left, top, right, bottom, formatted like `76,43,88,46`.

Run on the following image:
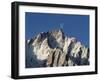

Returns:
25,28,89,68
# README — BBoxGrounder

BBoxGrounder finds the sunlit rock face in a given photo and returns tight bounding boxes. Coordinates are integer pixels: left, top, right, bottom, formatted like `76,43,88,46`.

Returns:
25,28,89,68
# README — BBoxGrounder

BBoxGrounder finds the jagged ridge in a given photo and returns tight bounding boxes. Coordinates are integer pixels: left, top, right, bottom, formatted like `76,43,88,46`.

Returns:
26,28,89,68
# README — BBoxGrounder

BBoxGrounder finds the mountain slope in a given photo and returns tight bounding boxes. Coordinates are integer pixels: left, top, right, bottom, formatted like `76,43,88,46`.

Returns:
25,28,89,68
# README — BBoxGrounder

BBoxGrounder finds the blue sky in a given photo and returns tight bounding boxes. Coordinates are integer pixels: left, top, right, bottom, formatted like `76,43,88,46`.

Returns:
25,12,89,47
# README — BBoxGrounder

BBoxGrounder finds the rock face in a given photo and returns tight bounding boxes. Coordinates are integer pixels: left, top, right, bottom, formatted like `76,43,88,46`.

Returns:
25,29,89,68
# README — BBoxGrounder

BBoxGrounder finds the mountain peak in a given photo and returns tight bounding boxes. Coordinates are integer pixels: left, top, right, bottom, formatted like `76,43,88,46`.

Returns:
50,28,63,35
26,28,89,68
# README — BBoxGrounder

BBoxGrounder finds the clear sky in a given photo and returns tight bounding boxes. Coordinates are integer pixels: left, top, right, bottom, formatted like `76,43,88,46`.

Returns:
25,12,89,47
